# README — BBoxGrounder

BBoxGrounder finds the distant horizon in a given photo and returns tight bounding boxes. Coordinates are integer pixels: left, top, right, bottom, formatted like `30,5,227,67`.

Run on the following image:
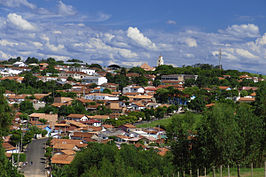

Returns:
0,0,266,74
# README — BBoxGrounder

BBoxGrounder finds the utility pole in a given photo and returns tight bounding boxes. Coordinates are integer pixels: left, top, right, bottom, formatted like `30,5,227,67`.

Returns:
219,49,222,70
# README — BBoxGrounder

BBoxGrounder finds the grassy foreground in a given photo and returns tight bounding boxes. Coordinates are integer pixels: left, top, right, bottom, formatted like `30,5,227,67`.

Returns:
136,113,202,128
207,167,264,177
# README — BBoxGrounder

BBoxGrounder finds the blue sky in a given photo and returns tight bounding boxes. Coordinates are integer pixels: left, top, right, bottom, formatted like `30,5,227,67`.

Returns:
0,0,266,74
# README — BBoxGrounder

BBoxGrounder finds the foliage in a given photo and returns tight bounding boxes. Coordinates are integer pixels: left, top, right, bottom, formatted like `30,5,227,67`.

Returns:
53,143,174,177
19,100,35,114
25,57,38,64
103,88,112,94
0,143,23,177
0,94,13,136
11,153,26,162
67,59,83,63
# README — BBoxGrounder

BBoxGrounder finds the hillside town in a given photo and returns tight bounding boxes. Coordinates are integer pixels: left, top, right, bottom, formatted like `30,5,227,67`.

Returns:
0,56,265,176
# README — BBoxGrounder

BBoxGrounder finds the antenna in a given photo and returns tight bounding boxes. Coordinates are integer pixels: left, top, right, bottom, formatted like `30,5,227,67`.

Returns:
219,49,222,70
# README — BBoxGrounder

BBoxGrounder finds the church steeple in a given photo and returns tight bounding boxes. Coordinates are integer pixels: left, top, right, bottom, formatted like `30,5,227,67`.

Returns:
157,55,164,66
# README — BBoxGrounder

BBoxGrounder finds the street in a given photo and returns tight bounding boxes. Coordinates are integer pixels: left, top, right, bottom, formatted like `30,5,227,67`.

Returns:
22,138,48,177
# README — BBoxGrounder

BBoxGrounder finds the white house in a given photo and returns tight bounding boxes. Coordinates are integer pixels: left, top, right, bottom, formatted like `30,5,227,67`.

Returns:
13,61,27,67
82,76,107,85
69,67,96,75
123,85,145,94
85,93,119,101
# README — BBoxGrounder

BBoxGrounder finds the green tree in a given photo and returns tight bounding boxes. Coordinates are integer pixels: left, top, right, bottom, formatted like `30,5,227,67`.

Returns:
195,104,241,168
103,88,112,94
19,100,34,114
235,103,264,167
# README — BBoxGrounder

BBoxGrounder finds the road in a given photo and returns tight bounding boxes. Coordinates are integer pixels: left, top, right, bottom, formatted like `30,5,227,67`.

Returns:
22,138,48,177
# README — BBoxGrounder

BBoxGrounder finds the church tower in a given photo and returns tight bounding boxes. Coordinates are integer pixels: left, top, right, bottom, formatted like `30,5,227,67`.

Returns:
157,55,164,66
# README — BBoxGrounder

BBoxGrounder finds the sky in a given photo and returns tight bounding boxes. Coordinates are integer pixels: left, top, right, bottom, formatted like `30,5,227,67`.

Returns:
0,0,266,74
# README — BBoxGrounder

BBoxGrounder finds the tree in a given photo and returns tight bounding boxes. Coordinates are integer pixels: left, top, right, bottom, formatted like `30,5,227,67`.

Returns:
167,112,198,173
25,57,38,64
131,75,148,86
0,94,13,136
128,67,145,74
254,81,266,118
195,104,242,169
103,88,112,94
235,103,264,167
187,95,207,112
19,100,34,114
55,143,174,177
0,94,23,176
88,63,102,69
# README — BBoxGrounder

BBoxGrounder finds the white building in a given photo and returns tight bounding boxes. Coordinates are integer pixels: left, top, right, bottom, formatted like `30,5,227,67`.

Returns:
123,85,145,94
85,93,119,101
157,56,164,66
82,76,107,85
69,67,96,75
13,61,27,67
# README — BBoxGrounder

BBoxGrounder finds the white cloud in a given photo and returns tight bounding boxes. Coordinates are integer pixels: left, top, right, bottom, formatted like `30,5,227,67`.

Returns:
127,27,157,50
256,33,266,45
58,1,76,16
46,43,64,52
236,48,258,59
167,20,176,25
0,50,13,59
0,39,18,46
7,13,36,31
32,42,43,48
0,0,35,9
122,61,143,67
118,49,138,58
185,53,194,58
184,38,197,47
220,24,259,38
53,30,62,34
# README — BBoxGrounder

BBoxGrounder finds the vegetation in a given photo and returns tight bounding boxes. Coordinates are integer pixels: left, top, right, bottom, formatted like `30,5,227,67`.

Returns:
52,143,174,177
0,93,23,176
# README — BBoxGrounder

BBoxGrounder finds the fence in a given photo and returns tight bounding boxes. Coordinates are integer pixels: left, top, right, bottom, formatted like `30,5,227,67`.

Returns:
161,161,266,177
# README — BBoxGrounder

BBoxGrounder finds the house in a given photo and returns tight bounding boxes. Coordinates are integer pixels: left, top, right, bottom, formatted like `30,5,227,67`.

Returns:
118,124,137,132
237,97,255,103
69,67,96,75
59,71,88,80
85,93,119,101
64,120,88,129
51,154,74,165
123,85,144,94
29,113,58,127
82,76,107,85
106,102,122,113
54,97,73,103
140,63,155,71
87,115,110,121
2,142,18,153
13,61,27,67
161,74,198,83
65,114,88,121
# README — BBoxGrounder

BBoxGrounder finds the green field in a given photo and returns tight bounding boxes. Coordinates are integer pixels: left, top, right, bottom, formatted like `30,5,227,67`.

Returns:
136,113,203,128
207,167,264,177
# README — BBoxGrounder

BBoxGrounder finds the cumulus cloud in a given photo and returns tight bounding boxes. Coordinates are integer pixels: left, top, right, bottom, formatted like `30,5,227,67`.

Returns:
235,48,258,59
256,33,266,45
0,0,35,9
184,38,197,47
58,1,76,16
220,24,259,38
7,13,36,30
127,27,157,50
167,20,176,25
0,39,18,46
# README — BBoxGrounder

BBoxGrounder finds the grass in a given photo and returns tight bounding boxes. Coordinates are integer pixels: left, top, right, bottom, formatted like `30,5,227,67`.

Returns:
207,167,264,177
136,113,203,128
